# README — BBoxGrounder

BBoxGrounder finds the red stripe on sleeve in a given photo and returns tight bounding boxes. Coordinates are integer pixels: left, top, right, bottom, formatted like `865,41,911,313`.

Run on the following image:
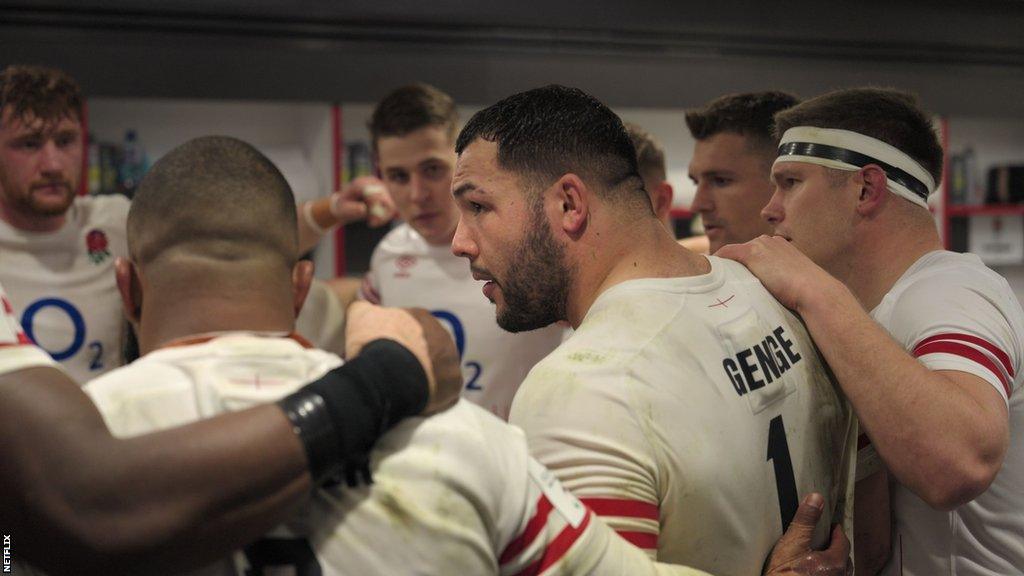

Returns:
0,338,35,349
914,333,1014,378
579,498,659,521
526,510,594,576
616,530,658,549
500,495,554,565
914,341,1012,398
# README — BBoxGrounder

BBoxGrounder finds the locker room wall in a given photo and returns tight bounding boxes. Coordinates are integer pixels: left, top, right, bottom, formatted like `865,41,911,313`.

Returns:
2,0,1024,117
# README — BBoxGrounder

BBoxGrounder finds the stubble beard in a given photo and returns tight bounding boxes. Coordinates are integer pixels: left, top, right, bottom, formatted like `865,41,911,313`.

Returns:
495,207,573,333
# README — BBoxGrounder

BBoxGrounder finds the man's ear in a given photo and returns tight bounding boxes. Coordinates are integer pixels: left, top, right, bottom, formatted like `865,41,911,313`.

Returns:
115,257,143,326
654,181,674,223
856,165,889,216
292,260,315,318
553,173,590,237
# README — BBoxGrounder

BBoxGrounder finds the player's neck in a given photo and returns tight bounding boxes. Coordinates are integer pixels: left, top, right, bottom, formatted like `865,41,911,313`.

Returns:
566,218,708,328
137,291,296,356
840,216,943,311
0,202,67,233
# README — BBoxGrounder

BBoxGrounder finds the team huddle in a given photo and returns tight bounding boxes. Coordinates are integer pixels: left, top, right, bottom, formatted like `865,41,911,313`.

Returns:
1,65,1020,576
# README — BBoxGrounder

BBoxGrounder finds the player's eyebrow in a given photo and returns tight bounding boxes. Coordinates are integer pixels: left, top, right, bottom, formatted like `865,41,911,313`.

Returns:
453,182,480,199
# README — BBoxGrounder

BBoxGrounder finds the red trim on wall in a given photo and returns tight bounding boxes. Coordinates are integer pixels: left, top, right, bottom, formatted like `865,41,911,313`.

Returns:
79,101,89,196
332,104,346,277
669,207,693,219
940,117,950,249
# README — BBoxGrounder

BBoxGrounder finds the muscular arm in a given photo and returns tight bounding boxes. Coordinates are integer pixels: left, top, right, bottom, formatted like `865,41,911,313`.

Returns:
296,195,337,254
1,302,453,575
1,366,311,575
297,177,396,254
796,281,1007,509
719,237,1009,509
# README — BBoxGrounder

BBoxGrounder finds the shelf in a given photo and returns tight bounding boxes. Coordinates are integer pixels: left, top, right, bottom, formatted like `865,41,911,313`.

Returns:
947,205,1024,217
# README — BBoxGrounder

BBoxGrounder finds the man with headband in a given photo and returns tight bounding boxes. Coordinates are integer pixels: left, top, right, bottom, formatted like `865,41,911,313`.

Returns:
720,87,1024,575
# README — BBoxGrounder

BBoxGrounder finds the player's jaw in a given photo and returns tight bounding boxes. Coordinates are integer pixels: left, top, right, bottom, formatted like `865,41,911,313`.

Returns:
27,178,75,215
492,223,572,334
0,176,75,219
700,217,727,251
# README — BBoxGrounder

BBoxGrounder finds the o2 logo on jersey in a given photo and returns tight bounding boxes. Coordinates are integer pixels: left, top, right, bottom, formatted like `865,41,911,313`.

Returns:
430,309,483,391
21,297,104,370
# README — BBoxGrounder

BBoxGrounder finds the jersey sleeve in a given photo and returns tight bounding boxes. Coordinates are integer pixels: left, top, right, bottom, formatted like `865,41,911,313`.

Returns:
510,364,662,558
0,289,56,375
499,457,713,576
888,274,1023,406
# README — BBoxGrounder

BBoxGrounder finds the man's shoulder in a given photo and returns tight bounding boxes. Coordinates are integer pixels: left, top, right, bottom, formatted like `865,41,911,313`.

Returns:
374,224,427,256
379,399,529,480
890,251,1019,312
517,337,641,404
75,194,130,227
83,355,189,403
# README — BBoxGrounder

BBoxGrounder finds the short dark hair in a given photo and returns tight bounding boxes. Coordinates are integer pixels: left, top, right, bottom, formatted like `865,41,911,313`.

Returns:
128,136,297,268
625,122,666,184
773,87,943,185
0,65,83,125
455,84,645,207
685,91,799,151
368,83,458,153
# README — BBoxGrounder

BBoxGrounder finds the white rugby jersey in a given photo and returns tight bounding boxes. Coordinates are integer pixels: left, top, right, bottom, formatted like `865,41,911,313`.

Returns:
0,282,58,375
0,195,129,383
84,332,713,576
363,223,564,419
511,256,857,575
871,251,1024,576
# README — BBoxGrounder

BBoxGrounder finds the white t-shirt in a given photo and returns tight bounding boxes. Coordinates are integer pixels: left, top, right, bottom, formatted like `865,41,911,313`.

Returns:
84,332,713,576
0,282,58,375
511,257,857,575
363,224,564,419
872,251,1024,576
0,195,129,383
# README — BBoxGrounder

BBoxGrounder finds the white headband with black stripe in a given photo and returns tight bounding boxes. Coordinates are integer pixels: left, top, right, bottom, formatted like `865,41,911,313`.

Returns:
774,127,936,208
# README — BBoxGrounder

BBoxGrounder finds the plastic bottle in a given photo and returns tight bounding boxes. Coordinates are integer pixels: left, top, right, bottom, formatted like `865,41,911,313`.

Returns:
963,146,980,205
119,129,146,197
87,133,101,195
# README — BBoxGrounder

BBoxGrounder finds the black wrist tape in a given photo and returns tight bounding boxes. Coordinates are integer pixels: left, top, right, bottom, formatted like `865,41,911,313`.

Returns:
277,338,429,487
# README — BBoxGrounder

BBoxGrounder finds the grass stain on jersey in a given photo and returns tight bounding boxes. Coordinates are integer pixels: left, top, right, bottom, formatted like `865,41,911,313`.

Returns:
377,486,417,530
566,349,609,365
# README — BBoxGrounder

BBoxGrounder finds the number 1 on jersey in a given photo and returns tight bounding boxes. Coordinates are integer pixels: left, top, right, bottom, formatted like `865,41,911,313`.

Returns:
767,415,798,532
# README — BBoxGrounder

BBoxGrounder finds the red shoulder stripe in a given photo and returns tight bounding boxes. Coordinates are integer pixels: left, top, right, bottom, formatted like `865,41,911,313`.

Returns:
914,340,1012,398
914,333,1014,377
579,498,659,521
